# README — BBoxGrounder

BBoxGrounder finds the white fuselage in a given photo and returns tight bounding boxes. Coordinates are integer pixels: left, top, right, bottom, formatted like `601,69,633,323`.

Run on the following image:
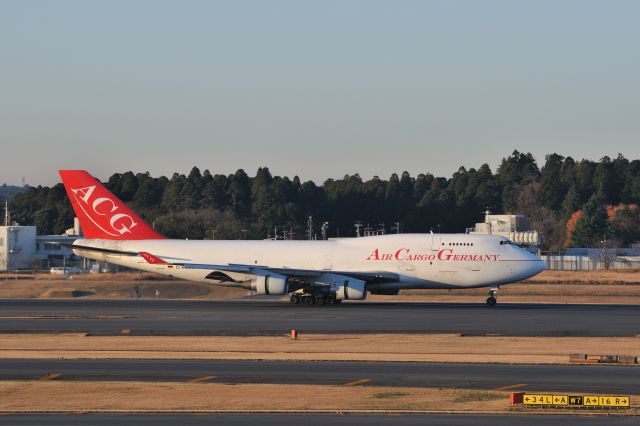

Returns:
73,233,545,290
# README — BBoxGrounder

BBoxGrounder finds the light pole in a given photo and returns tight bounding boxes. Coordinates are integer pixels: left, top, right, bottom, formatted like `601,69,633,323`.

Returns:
600,234,609,270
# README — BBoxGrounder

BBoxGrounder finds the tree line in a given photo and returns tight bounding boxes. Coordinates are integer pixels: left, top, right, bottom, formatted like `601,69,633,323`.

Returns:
8,151,640,251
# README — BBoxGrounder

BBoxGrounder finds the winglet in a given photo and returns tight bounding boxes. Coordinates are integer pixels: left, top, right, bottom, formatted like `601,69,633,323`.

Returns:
139,252,168,264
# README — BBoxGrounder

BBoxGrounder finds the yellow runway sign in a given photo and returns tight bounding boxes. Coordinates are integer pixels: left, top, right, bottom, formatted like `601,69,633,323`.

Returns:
523,394,557,405
523,393,630,408
583,395,630,408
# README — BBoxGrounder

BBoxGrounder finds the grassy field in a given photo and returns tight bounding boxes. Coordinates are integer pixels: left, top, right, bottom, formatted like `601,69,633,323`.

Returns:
0,381,637,414
2,333,638,365
1,270,639,303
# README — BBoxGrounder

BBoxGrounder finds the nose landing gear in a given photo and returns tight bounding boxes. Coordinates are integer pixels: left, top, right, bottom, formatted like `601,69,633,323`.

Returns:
486,287,499,306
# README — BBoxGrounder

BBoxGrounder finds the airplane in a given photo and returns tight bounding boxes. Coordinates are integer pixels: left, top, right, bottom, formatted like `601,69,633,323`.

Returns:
58,170,546,306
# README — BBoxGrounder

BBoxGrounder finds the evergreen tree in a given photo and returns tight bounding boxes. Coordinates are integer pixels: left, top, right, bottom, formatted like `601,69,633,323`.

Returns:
593,156,620,204
8,152,640,245
227,169,251,218
497,150,540,212
538,153,565,211
201,174,229,210
570,195,611,247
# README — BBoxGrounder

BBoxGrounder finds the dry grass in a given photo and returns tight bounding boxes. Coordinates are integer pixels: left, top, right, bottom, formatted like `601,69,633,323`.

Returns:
0,381,517,412
0,272,246,299
0,381,636,414
2,270,640,303
525,270,640,285
1,333,638,365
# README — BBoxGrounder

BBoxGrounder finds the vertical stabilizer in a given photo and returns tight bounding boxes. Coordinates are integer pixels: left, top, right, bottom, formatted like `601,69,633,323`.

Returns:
58,170,165,240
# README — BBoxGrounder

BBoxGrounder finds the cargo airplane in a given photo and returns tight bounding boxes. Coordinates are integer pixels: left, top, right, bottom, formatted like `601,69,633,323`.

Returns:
59,170,545,306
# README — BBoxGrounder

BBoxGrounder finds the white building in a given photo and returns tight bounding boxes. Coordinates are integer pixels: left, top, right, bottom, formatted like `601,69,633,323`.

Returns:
0,225,37,271
468,211,541,247
0,218,81,272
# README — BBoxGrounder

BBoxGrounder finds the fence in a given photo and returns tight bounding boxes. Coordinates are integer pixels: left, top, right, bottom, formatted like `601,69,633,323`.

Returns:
541,255,640,271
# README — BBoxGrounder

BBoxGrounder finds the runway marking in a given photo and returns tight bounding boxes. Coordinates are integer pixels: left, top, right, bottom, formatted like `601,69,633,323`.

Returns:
188,375,218,384
38,374,62,381
494,383,527,391
344,378,370,386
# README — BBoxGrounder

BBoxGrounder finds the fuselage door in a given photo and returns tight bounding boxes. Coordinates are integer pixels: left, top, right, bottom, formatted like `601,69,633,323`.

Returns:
430,232,441,251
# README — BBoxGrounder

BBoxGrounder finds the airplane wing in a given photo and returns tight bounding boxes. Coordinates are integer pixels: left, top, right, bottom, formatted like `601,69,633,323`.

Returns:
138,251,399,285
67,244,392,300
66,244,399,284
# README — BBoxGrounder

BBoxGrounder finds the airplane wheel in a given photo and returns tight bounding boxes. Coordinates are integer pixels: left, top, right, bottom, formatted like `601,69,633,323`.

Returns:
316,297,325,306
290,294,300,304
486,296,497,306
304,297,315,306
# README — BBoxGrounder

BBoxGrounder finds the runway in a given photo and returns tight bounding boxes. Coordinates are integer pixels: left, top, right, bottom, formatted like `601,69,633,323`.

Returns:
0,413,637,426
0,299,639,336
1,359,638,394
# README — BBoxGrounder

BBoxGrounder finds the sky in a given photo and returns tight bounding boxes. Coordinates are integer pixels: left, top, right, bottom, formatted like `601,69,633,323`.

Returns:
1,0,639,186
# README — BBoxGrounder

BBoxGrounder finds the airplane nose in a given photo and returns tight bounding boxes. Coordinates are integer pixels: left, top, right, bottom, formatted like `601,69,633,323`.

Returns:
528,252,546,275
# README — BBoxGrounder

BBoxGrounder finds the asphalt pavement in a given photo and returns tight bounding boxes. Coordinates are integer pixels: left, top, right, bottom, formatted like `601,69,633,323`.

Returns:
1,359,638,394
1,299,639,336
0,413,637,426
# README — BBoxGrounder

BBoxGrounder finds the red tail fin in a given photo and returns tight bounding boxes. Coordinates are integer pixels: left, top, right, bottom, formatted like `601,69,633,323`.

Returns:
59,170,165,240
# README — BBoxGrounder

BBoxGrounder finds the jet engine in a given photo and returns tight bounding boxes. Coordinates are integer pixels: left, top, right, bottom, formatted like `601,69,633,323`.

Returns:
332,278,366,300
243,272,289,295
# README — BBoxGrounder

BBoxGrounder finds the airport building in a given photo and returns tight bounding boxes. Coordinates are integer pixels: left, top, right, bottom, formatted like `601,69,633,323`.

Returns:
468,211,541,247
0,218,81,272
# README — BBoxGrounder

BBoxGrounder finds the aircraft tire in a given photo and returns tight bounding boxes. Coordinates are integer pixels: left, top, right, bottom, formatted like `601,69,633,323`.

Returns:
486,296,497,306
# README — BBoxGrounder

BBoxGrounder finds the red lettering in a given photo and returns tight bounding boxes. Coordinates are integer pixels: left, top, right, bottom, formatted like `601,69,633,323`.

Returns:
92,197,118,216
395,248,410,261
110,213,138,235
71,185,96,204
437,249,453,261
366,249,380,261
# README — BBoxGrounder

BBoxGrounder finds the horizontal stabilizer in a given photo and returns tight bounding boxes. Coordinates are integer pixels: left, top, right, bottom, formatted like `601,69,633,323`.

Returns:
139,252,167,264
64,243,138,256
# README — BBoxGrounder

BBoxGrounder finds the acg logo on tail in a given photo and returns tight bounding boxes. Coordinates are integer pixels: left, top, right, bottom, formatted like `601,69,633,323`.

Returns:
71,185,138,236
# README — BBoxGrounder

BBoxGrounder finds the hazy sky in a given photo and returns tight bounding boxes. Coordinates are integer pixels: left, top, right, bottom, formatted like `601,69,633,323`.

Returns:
2,1,639,186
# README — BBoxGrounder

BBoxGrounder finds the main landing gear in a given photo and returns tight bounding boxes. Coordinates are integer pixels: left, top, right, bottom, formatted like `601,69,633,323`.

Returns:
290,291,341,306
486,287,498,306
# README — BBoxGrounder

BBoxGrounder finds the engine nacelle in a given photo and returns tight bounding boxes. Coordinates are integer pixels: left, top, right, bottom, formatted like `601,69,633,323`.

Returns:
332,278,367,300
244,272,288,295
